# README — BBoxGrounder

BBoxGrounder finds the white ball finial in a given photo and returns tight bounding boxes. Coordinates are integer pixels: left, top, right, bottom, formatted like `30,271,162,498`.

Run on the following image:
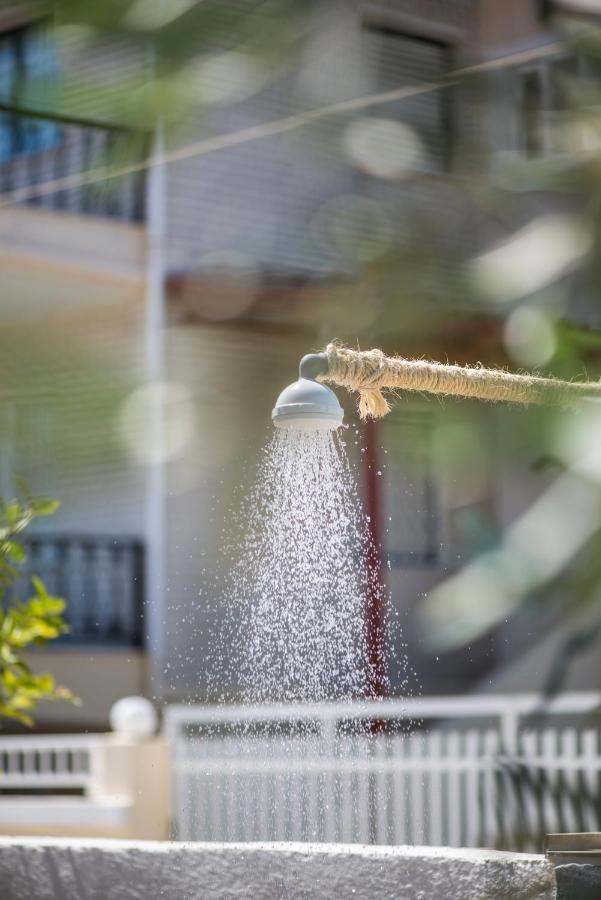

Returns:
109,696,158,737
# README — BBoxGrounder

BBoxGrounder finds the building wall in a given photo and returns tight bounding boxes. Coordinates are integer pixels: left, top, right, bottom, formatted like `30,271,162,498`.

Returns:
0,206,150,729
0,208,148,535
159,323,326,698
164,1,458,278
24,648,147,729
1,0,598,712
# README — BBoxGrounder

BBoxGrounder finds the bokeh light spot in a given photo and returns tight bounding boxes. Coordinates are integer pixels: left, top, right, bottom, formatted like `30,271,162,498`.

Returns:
179,251,261,322
184,51,267,106
470,215,591,304
503,306,556,368
117,381,196,466
343,117,423,179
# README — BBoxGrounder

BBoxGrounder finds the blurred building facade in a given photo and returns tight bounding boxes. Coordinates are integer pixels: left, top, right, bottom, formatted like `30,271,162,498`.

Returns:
1,0,600,728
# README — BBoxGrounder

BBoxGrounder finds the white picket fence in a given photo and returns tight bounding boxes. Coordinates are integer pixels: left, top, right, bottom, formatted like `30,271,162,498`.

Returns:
165,693,601,850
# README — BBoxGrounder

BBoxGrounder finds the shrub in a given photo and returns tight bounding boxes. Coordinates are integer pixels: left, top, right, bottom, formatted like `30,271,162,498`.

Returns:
0,490,77,726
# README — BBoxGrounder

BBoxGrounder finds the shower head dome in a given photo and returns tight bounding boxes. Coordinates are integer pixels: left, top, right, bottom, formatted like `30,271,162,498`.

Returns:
272,377,343,432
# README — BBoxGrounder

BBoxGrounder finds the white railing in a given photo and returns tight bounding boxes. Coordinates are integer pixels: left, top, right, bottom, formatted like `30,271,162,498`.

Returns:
0,734,97,792
165,692,601,850
0,731,168,839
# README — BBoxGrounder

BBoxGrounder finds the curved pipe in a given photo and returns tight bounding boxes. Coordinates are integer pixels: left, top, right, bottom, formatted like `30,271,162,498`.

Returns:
299,352,329,381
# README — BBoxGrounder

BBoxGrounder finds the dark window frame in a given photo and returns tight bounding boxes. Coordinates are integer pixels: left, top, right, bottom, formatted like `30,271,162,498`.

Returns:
0,20,61,160
379,406,441,570
360,20,455,174
0,21,149,221
516,51,584,158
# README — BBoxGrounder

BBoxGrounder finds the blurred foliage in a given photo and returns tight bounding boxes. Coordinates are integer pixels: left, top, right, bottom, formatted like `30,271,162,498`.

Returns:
7,0,601,688
276,18,599,684
0,487,77,726
39,0,309,129
492,751,601,851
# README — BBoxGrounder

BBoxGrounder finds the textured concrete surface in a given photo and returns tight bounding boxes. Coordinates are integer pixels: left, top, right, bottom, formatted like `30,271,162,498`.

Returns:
555,864,601,900
0,838,556,900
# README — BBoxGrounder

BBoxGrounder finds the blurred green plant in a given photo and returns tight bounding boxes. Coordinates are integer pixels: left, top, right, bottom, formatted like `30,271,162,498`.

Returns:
0,488,77,727
41,0,308,129
399,22,601,682
12,0,601,692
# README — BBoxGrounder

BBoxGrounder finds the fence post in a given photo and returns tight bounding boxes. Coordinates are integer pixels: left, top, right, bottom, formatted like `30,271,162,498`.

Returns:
500,705,519,756
90,735,169,839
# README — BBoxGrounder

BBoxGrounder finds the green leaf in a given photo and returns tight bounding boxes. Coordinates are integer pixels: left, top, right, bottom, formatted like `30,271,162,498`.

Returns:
11,694,35,710
0,703,33,727
0,643,18,665
55,687,81,705
0,490,75,725
14,477,32,501
0,541,26,564
31,499,60,517
1,668,18,689
31,575,48,599
27,595,66,618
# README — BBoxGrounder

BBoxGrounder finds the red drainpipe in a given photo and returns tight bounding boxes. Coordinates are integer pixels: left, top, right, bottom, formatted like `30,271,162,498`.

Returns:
363,416,386,699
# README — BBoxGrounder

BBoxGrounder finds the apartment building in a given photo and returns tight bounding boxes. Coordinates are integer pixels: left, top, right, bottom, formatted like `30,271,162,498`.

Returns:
0,0,598,728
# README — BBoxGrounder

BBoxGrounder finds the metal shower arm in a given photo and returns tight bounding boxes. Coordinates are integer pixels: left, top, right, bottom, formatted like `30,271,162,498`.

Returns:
299,353,329,381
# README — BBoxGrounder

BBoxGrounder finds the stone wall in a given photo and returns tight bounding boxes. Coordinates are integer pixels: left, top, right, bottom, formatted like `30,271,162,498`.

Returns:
0,838,556,900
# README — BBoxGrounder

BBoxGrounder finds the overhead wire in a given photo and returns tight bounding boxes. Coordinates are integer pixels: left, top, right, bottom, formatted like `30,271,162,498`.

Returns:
0,39,563,209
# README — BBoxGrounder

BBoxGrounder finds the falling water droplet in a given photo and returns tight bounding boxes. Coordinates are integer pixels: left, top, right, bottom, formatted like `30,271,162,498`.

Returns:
224,428,384,703
192,427,418,843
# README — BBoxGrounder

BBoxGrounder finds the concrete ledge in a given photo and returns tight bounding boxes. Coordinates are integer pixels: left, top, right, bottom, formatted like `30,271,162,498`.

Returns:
556,863,601,899
0,838,556,900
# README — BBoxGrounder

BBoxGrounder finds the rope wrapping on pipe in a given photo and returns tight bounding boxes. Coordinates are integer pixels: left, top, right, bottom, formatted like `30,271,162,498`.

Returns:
320,342,601,419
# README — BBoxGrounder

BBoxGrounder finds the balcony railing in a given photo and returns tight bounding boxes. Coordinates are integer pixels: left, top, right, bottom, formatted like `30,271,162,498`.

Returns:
18,534,145,648
0,104,148,222
0,730,168,839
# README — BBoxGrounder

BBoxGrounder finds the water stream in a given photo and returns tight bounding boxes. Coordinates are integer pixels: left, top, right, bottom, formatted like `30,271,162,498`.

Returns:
191,427,416,842
233,427,384,704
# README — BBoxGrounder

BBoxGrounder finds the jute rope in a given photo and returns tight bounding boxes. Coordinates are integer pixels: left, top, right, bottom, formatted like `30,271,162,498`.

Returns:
320,342,601,419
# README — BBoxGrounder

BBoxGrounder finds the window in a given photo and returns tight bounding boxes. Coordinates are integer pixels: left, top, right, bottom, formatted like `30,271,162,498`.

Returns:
517,55,583,157
380,409,440,567
360,24,452,173
521,69,544,157
0,24,59,161
380,406,499,569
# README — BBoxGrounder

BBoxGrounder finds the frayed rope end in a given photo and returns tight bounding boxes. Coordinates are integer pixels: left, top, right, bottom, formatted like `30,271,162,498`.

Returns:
358,389,390,420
